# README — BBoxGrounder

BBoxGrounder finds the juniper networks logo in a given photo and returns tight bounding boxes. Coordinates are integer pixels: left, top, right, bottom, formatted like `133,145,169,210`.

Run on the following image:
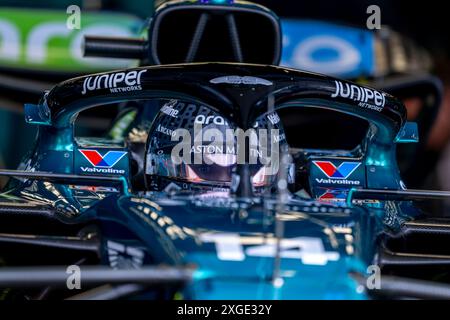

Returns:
81,70,147,95
79,149,127,174
331,80,386,112
313,161,361,185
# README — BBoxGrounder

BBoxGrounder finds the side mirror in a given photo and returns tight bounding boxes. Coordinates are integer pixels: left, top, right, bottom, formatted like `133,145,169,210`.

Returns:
24,103,52,126
395,122,419,143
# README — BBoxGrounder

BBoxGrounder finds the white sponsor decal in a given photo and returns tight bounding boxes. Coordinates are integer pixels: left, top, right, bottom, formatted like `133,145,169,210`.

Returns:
331,80,386,112
81,70,147,95
157,124,177,137
80,167,125,174
315,178,360,185
200,233,339,266
191,145,236,155
160,100,179,118
273,133,286,143
194,114,229,126
267,112,280,125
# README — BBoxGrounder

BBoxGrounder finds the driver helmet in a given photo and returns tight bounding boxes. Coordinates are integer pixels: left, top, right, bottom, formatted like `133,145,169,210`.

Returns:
145,99,290,193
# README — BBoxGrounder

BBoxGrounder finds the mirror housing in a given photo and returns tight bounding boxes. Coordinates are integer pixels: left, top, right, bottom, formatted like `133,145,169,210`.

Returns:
395,122,419,143
24,103,52,126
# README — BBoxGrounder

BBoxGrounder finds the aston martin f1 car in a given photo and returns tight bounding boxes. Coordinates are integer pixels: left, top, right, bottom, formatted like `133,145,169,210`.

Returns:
0,61,449,300
0,0,442,189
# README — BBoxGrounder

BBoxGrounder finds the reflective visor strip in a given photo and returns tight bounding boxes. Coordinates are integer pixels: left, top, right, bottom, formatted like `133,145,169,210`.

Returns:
149,153,274,186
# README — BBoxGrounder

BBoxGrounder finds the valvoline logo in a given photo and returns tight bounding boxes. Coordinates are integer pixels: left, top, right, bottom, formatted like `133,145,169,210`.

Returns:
312,160,363,186
79,150,127,168
78,149,128,175
313,161,360,179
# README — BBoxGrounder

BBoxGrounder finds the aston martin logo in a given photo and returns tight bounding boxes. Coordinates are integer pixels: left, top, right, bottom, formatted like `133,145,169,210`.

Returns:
210,76,273,86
